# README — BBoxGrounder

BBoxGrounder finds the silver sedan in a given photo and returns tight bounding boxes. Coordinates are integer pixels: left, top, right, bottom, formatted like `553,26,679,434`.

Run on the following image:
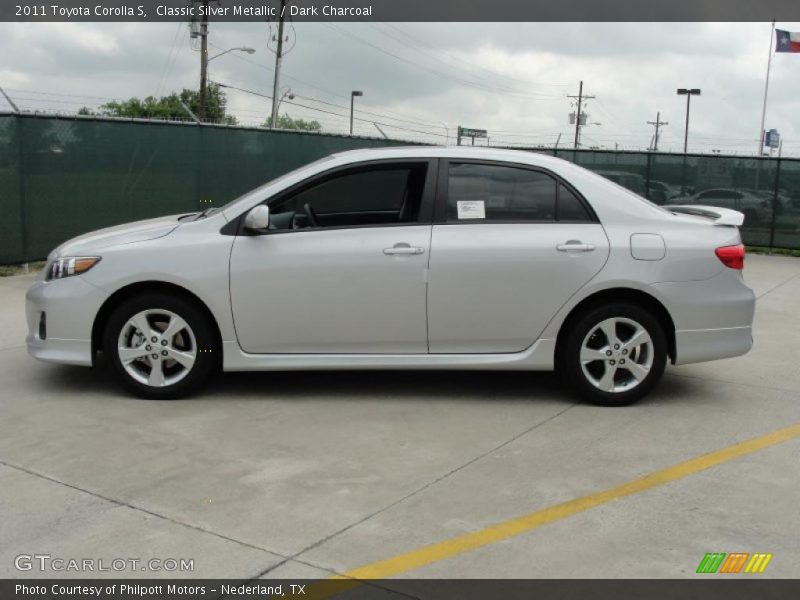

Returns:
26,147,755,405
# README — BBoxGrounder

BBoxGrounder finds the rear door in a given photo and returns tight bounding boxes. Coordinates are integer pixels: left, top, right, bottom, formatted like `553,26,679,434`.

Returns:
426,160,610,353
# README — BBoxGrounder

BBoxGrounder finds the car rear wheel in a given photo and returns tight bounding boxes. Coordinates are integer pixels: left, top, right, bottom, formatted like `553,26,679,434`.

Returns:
103,293,217,399
560,303,667,406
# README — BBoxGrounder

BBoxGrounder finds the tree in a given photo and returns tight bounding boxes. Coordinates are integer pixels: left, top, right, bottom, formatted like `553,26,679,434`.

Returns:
79,84,237,124
264,113,322,132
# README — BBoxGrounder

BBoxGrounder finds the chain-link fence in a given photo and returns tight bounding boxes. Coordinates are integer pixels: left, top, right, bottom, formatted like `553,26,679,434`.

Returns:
2,112,799,264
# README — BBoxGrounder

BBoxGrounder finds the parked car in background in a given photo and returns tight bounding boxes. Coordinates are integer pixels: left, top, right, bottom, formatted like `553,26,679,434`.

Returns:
27,148,755,406
668,188,772,226
647,180,682,204
594,170,647,197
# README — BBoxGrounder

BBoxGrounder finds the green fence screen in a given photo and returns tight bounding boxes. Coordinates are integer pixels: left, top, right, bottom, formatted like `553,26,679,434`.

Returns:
0,113,414,264
547,147,797,249
2,113,800,264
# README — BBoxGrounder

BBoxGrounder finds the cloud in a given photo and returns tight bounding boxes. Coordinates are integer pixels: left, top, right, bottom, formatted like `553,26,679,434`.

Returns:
1,21,798,155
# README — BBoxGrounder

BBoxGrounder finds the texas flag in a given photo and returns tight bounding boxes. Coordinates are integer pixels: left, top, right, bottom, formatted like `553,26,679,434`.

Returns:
776,29,800,53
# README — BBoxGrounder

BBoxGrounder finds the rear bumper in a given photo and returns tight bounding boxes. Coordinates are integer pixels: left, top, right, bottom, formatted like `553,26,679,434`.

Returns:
673,326,753,365
653,270,755,366
25,276,108,367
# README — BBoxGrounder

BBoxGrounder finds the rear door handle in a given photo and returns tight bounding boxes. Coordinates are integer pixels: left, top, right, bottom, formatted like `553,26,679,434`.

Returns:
556,242,595,252
383,243,425,256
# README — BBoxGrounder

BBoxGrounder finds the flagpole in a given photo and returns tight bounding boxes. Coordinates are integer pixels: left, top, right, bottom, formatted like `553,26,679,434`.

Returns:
757,20,776,156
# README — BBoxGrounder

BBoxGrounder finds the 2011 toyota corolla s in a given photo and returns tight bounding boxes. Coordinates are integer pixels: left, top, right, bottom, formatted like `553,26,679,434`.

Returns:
26,147,755,406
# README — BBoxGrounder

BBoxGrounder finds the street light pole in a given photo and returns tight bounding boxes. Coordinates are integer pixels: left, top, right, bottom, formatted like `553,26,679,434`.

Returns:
208,47,256,63
350,90,363,135
676,88,701,153
274,88,295,120
200,46,255,122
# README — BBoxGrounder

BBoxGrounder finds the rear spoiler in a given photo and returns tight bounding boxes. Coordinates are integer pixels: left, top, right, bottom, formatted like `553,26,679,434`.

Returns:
665,205,745,227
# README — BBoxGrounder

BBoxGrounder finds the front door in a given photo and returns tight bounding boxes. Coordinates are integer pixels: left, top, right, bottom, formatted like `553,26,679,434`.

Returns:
229,160,434,354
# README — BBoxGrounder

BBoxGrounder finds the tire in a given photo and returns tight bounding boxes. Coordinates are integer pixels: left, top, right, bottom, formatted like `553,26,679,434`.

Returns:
102,293,218,399
559,303,667,407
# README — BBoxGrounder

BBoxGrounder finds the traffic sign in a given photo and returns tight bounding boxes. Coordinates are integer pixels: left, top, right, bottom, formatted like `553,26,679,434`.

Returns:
458,127,487,138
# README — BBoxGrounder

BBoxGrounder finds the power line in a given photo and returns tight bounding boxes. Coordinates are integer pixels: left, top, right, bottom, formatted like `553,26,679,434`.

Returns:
367,23,565,97
4,88,117,101
291,93,443,129
205,39,447,128
324,23,562,101
155,22,185,97
215,81,448,139
378,23,570,90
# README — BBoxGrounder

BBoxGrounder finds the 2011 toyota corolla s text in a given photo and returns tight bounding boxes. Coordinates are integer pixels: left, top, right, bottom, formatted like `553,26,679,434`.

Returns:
26,147,755,406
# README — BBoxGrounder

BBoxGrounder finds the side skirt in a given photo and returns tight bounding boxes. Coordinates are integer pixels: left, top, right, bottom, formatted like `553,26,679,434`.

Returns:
221,339,556,372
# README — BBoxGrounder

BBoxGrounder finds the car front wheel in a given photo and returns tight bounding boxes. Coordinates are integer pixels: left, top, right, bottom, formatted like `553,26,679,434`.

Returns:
102,293,217,399
560,303,667,406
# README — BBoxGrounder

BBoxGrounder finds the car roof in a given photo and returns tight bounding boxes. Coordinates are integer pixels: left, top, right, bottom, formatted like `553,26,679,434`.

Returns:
330,146,571,169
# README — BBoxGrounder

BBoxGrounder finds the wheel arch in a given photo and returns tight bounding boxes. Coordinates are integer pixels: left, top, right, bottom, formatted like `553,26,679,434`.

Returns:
555,287,676,364
91,281,223,364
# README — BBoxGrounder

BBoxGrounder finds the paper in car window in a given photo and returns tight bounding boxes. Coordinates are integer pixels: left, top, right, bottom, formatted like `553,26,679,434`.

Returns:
456,200,486,219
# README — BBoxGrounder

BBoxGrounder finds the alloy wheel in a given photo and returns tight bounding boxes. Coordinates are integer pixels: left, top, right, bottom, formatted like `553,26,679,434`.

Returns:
116,309,197,388
579,317,654,393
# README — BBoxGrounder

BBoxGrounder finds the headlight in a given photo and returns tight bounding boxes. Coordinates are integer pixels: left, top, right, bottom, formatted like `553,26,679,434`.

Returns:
46,257,101,281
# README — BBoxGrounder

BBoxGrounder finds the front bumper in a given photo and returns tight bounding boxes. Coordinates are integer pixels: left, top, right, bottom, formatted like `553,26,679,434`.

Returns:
26,276,109,367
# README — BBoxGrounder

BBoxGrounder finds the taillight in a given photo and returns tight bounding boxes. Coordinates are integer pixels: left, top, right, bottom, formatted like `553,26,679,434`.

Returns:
715,244,745,270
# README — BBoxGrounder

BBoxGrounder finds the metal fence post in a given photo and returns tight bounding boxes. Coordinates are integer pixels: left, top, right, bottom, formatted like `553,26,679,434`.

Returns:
768,157,781,253
196,123,204,211
15,114,29,264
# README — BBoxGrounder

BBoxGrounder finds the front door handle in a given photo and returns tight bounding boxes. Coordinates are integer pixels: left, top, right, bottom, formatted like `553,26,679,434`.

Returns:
556,241,596,252
383,243,425,256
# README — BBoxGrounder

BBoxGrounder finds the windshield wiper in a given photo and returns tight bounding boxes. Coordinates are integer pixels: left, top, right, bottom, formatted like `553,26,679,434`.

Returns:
195,207,219,220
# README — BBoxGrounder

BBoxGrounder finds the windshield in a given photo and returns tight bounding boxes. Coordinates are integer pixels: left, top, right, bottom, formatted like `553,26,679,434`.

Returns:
215,155,336,215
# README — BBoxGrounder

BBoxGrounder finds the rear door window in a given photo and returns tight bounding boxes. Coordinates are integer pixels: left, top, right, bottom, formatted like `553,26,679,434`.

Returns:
446,162,594,223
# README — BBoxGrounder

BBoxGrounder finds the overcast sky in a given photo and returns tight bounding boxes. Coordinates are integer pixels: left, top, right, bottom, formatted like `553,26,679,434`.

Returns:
1,21,799,155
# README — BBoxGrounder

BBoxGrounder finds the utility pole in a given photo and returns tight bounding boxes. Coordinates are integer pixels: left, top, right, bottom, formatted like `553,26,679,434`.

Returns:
567,81,595,149
647,112,668,151
269,0,287,128
197,0,209,122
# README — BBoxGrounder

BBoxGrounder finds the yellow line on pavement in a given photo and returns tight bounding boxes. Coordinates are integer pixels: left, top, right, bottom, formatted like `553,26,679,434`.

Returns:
330,422,800,582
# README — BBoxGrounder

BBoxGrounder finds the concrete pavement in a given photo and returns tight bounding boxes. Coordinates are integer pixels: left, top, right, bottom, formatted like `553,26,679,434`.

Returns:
1,254,798,580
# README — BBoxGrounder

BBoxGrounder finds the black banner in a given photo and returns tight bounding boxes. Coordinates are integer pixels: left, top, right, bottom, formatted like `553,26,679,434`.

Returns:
3,0,800,22
3,579,800,600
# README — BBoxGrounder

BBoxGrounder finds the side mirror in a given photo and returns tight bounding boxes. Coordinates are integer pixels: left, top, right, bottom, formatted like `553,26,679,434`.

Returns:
243,205,270,232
